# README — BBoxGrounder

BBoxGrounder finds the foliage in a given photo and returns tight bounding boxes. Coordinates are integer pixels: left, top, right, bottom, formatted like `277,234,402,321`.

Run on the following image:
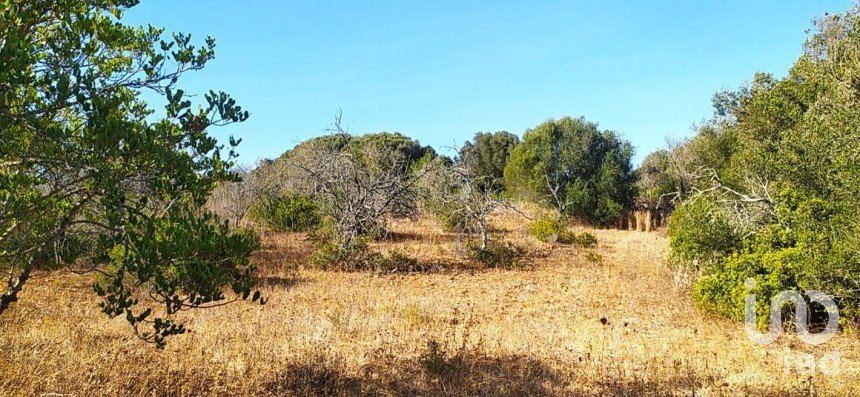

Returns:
459,131,520,192
584,251,603,264
692,189,859,326
250,194,321,232
665,7,860,325
504,117,636,225
309,238,419,273
470,240,526,269
0,0,262,346
346,132,437,169
527,216,598,248
280,131,435,172
383,249,420,272
309,239,374,270
573,232,598,248
668,199,741,265
528,217,574,244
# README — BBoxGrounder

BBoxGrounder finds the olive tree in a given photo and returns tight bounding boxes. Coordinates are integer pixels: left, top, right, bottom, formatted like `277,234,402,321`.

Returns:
0,0,263,347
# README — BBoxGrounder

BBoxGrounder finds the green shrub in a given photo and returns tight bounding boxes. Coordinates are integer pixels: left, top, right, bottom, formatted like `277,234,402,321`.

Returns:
459,131,520,193
584,251,603,263
528,216,574,244
662,6,860,327
503,116,636,226
251,194,320,232
692,224,802,327
691,194,860,327
470,240,526,268
309,240,363,270
573,232,597,248
378,249,421,273
309,239,421,272
668,199,740,265
528,216,597,247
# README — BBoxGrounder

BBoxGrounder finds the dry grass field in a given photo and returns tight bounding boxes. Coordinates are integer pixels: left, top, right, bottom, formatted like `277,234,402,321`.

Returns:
0,210,857,396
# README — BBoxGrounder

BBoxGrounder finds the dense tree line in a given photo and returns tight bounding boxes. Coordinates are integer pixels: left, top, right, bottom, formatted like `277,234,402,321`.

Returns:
647,8,860,326
239,119,638,230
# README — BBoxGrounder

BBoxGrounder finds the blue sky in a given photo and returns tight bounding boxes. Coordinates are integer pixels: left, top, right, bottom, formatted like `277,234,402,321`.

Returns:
125,1,852,165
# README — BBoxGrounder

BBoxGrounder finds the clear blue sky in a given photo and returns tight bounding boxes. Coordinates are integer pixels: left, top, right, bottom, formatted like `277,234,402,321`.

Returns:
125,0,852,165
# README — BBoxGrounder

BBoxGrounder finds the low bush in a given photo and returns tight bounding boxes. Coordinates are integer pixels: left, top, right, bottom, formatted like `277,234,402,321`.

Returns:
251,194,321,232
470,240,526,268
690,193,860,327
379,248,421,272
584,250,603,263
528,216,574,244
573,232,597,248
529,217,598,247
309,238,421,273
309,240,362,270
691,225,802,327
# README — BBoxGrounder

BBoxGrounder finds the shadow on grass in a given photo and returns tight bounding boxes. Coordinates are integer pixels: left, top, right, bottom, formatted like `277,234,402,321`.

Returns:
259,275,306,289
380,230,461,244
264,352,561,396
252,232,314,272
262,350,812,397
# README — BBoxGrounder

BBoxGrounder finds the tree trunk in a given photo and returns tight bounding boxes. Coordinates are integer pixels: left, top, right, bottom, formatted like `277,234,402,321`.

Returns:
480,221,489,250
0,264,32,316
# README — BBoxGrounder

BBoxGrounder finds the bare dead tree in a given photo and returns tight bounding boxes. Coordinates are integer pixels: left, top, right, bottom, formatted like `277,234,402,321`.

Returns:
659,137,779,237
686,168,778,237
206,161,284,227
421,159,516,250
544,170,569,217
286,144,424,249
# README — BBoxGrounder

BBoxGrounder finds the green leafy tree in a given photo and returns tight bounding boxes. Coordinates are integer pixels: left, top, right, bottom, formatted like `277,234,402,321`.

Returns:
503,117,635,225
0,0,263,347
458,131,520,192
668,7,860,325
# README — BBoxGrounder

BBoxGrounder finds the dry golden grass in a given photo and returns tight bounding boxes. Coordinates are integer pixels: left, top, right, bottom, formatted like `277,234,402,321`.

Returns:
0,210,857,396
